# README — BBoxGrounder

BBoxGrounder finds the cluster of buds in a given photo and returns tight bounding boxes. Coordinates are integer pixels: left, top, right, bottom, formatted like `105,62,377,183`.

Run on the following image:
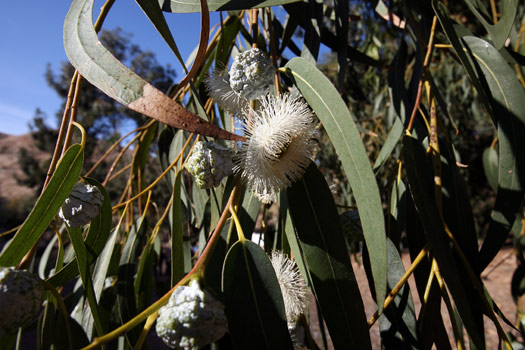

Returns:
156,280,227,349
184,141,234,189
0,267,44,337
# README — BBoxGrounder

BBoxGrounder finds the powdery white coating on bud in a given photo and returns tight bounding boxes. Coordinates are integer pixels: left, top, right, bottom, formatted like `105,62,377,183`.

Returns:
156,280,227,349
205,69,249,115
59,183,104,228
0,267,45,337
229,48,275,100
270,251,307,324
185,142,234,189
234,94,317,203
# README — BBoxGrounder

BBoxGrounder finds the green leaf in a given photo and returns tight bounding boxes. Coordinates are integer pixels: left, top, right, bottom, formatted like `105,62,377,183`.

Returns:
47,178,112,286
463,0,518,49
222,240,294,349
0,144,83,266
67,226,105,337
284,2,382,67
64,0,241,141
403,135,485,348
284,57,387,310
376,239,419,349
118,216,148,347
482,146,499,191
159,0,301,13
136,0,188,72
461,36,525,271
171,171,185,285
286,162,371,350
82,228,118,339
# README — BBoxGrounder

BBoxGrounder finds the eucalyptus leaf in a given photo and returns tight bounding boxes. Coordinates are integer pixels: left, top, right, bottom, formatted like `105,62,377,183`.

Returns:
284,57,387,311
0,144,83,267
222,240,294,349
463,0,518,49
64,0,241,141
287,162,371,350
403,135,485,348
462,36,525,271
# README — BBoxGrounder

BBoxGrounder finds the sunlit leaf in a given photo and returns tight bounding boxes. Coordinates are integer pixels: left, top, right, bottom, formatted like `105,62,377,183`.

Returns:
64,0,242,141
0,144,83,266
284,57,387,311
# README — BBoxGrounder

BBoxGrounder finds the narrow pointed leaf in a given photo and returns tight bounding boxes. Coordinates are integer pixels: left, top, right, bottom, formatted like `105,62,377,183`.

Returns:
462,36,525,271
287,162,371,350
64,0,242,141
0,144,83,266
403,135,485,348
222,240,294,349
284,57,387,310
171,171,185,285
67,226,105,337
463,0,518,49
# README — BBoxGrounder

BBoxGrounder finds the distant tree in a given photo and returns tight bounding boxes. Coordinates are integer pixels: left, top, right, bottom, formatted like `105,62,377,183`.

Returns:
46,27,176,141
16,28,176,196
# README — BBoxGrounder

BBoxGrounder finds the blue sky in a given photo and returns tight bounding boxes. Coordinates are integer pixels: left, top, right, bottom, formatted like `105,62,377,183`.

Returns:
0,1,223,135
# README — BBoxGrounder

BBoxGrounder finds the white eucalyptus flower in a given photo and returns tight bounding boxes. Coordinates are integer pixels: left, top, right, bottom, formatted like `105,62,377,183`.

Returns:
269,251,307,324
0,267,45,337
234,94,316,203
205,69,249,115
185,141,234,189
229,48,275,100
59,183,104,228
156,280,227,349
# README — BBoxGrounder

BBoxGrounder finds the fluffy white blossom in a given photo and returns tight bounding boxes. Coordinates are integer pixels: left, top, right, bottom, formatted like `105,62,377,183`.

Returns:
269,251,307,324
59,183,104,228
0,267,45,337
185,141,234,189
156,280,227,349
234,94,316,203
229,48,275,100
205,69,249,115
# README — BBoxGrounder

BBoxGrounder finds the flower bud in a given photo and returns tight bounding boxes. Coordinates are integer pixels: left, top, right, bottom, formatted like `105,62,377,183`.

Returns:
185,142,233,189
59,183,104,228
0,267,45,337
156,280,227,349
229,48,275,100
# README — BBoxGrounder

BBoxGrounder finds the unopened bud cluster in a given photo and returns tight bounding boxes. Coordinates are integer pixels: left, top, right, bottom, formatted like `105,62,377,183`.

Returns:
229,48,275,100
156,280,227,349
185,141,233,189
59,183,104,228
0,267,45,337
